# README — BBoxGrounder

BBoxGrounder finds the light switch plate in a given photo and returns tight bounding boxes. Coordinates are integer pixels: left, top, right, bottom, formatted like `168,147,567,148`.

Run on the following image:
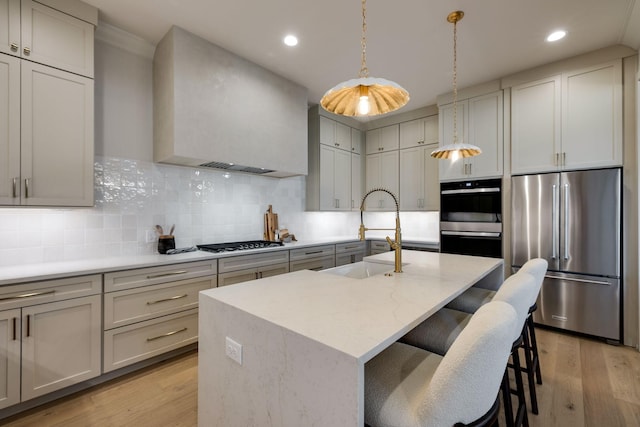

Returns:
225,337,242,365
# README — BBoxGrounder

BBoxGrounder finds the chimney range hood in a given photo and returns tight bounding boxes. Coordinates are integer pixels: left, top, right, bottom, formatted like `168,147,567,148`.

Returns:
153,26,308,178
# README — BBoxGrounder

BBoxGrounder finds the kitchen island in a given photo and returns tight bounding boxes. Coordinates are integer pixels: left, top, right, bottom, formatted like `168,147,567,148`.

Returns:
198,250,503,427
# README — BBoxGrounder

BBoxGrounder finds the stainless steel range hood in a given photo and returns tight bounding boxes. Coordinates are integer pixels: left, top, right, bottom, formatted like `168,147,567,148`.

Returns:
153,26,308,178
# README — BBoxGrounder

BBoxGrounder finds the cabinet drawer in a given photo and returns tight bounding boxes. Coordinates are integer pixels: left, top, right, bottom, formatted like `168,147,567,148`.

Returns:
336,252,364,267
218,262,290,287
104,276,215,330
290,255,335,272
335,241,366,254
104,260,217,292
370,240,391,255
289,245,335,261
218,250,289,274
0,274,101,310
103,309,198,373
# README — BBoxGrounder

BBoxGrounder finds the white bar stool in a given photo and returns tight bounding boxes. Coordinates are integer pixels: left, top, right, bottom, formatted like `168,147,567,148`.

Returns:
365,301,517,427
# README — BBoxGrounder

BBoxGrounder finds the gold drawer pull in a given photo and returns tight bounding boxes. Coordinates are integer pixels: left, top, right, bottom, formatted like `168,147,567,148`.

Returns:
146,327,188,342
146,294,188,305
0,290,55,301
146,270,188,279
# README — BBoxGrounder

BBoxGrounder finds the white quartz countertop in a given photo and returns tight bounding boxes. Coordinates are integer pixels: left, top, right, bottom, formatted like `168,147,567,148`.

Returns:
200,250,500,362
0,236,438,286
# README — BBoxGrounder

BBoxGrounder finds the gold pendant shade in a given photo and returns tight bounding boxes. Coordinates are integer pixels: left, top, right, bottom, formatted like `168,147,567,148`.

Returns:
320,77,410,117
320,0,409,117
430,143,482,159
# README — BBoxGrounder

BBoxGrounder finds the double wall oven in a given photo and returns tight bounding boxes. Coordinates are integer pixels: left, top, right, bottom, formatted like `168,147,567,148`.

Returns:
439,178,502,258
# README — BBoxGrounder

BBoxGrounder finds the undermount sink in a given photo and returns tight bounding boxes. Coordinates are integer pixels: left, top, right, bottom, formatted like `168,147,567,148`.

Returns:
321,261,397,279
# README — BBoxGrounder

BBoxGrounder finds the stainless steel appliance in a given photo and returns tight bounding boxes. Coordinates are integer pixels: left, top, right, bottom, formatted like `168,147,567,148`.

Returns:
440,178,503,258
197,240,283,253
511,168,621,341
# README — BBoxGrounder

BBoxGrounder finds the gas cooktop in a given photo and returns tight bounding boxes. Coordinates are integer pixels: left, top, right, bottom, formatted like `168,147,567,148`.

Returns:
197,240,284,253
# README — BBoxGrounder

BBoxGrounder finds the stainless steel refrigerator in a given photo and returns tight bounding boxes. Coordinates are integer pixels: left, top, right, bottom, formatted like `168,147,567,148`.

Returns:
511,168,621,341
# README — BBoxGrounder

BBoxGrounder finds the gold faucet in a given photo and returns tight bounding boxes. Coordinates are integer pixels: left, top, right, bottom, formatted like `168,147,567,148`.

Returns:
359,188,402,273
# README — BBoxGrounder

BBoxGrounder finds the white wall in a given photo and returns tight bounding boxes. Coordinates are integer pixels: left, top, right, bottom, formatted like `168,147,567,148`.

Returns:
0,29,439,267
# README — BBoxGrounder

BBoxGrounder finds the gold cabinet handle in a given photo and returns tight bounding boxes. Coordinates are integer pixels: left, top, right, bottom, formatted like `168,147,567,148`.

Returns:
0,290,55,301
10,42,18,52
146,327,187,342
146,294,188,305
23,46,31,55
146,270,188,279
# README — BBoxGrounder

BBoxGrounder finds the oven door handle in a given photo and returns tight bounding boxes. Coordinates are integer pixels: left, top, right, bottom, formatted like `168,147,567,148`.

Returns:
441,187,501,195
441,231,501,238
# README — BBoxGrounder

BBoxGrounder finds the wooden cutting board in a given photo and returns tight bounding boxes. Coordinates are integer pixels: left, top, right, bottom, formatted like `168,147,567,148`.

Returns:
264,205,278,241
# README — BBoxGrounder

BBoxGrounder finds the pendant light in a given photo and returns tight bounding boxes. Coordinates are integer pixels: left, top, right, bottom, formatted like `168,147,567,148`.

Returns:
320,0,409,117
431,11,481,160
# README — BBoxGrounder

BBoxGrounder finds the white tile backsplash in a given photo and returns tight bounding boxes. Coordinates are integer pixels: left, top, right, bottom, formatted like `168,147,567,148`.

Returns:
0,156,440,266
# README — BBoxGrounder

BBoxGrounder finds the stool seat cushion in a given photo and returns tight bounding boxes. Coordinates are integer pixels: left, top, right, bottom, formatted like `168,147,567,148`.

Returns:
445,287,496,313
399,308,470,356
365,343,442,427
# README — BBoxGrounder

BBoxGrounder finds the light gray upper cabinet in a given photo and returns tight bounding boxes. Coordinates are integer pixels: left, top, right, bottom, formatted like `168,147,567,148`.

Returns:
399,116,438,149
307,109,362,211
351,129,364,210
0,0,95,207
510,59,623,174
153,26,307,177
320,116,351,150
364,124,399,211
400,143,439,211
0,0,95,78
438,90,503,181
365,125,399,154
399,116,439,210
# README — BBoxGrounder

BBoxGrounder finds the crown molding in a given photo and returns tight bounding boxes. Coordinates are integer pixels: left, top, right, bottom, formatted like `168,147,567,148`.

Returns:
95,21,155,59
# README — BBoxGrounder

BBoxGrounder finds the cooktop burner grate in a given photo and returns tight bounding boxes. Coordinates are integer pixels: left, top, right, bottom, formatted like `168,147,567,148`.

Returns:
197,240,284,253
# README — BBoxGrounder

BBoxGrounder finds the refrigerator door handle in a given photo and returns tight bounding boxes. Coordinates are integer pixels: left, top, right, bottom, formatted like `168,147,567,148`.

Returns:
564,184,569,260
552,184,557,259
544,274,612,287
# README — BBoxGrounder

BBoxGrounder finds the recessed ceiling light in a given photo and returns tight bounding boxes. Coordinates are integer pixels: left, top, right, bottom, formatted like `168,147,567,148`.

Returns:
284,35,298,47
546,30,567,42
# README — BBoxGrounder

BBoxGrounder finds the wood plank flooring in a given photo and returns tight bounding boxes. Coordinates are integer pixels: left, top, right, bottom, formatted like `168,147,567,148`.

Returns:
3,327,640,427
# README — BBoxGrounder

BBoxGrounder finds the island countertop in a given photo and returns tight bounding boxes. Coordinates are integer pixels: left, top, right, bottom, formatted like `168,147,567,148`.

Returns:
198,250,503,427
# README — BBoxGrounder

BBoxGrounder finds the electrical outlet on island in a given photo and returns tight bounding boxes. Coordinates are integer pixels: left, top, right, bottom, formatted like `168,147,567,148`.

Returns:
225,336,243,365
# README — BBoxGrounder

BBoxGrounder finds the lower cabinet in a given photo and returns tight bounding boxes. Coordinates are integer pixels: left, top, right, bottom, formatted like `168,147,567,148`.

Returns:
0,275,102,410
369,240,391,255
335,241,366,266
289,245,336,272
102,261,217,373
103,309,199,373
217,250,290,287
218,263,290,287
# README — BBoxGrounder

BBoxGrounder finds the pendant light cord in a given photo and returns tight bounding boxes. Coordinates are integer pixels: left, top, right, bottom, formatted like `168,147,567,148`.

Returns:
452,18,458,145
359,0,369,78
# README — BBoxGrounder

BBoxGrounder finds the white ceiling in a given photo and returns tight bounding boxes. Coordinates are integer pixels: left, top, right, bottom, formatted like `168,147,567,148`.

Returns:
84,0,640,120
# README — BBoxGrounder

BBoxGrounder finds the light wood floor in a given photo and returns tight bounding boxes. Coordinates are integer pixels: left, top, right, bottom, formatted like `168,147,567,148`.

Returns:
3,327,640,427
